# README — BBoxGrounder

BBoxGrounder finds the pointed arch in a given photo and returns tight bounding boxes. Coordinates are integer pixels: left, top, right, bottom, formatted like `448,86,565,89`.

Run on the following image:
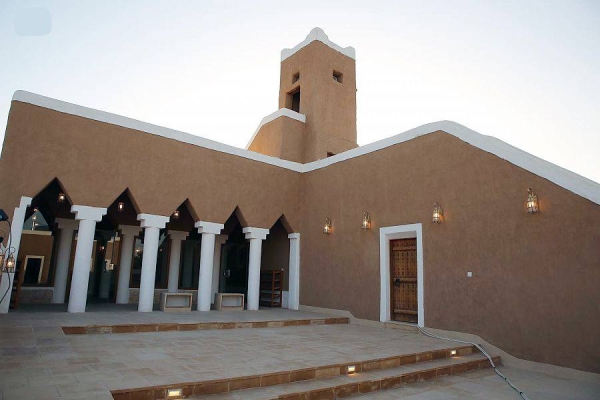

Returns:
27,177,74,226
269,214,295,234
166,199,197,232
103,188,141,228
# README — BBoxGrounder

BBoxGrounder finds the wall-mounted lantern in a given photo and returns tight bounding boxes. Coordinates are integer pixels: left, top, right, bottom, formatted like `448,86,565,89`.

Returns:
173,210,180,219
117,202,125,213
432,202,443,223
57,193,66,203
361,212,371,230
323,218,333,234
6,255,15,272
526,188,539,214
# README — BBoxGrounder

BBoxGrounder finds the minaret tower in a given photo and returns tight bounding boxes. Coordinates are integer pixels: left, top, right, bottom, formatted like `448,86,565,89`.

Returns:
247,28,358,163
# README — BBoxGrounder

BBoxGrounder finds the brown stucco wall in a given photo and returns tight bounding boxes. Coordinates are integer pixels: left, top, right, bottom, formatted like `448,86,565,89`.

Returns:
0,101,302,231
247,117,305,163
300,131,600,373
17,231,54,285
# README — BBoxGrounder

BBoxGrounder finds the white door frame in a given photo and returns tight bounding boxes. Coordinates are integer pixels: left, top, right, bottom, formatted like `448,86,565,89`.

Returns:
379,223,424,327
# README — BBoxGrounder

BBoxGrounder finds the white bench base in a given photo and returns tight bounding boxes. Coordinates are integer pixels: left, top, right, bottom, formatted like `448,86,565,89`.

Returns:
214,293,244,311
160,292,193,312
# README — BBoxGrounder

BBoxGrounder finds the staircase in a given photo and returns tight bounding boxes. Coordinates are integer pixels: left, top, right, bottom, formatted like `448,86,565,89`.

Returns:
111,344,500,400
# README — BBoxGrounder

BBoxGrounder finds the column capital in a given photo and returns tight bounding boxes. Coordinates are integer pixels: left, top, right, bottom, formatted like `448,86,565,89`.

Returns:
119,225,142,236
56,218,79,231
168,230,189,241
19,196,33,209
288,233,300,240
71,205,107,222
137,213,169,229
243,227,269,240
195,221,224,235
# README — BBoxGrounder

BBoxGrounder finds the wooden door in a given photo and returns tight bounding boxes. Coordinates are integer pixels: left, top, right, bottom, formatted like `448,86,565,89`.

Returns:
390,238,418,323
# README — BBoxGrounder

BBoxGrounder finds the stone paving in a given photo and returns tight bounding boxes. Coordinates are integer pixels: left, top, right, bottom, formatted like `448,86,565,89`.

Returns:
359,366,600,399
3,304,333,326
1,306,598,400
0,307,454,400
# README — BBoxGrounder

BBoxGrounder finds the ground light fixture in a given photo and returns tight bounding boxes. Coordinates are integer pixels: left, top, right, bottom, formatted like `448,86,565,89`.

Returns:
432,202,443,223
347,365,356,374
117,202,125,212
167,388,182,398
57,192,66,203
526,188,539,214
450,349,457,356
173,210,180,219
323,218,332,234
361,212,371,230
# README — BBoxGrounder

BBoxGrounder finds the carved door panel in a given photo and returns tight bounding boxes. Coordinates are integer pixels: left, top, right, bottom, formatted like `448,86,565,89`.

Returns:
390,238,418,323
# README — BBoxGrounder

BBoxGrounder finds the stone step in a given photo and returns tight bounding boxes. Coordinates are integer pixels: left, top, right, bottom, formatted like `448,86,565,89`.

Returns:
200,353,500,400
110,344,482,399
63,316,349,335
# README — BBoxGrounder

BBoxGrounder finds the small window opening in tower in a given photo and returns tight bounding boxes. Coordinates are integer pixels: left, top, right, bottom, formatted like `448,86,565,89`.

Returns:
333,70,343,83
292,72,300,84
286,88,301,113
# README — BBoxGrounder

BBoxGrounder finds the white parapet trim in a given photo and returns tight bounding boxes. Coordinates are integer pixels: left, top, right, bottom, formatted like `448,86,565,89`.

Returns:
302,121,600,206
245,108,306,149
281,27,356,62
11,91,600,206
12,91,304,173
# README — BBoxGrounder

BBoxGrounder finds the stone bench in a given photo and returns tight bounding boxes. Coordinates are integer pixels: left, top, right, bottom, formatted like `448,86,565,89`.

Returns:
214,293,244,311
160,292,193,312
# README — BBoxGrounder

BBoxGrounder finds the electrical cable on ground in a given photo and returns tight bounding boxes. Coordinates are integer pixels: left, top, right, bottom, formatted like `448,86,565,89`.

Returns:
417,326,530,400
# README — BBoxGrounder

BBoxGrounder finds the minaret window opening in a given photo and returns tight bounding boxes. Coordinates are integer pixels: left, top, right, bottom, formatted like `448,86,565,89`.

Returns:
333,70,343,83
286,88,301,113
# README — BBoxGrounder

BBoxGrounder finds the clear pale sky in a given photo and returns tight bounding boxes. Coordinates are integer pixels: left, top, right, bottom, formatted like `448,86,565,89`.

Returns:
1,1,599,183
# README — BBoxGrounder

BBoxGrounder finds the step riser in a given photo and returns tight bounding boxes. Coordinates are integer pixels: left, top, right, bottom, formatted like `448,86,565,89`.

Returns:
111,345,476,399
63,317,349,335
279,356,501,400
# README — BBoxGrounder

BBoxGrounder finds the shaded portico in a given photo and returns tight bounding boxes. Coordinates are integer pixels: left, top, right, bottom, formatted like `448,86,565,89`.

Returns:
2,189,300,314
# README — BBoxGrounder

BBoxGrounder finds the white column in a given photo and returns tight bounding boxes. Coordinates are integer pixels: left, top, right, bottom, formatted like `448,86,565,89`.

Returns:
211,235,227,304
195,221,224,311
167,231,188,292
52,218,79,304
116,225,141,304
137,214,169,312
243,227,269,311
68,205,107,313
288,233,301,310
0,196,32,314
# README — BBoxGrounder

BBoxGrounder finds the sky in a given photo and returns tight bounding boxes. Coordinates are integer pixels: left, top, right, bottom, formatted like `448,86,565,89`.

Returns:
1,0,599,183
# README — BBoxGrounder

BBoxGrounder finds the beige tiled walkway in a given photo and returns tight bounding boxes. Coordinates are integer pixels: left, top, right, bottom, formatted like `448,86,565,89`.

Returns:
0,308,451,400
3,304,332,326
359,366,600,399
1,306,598,400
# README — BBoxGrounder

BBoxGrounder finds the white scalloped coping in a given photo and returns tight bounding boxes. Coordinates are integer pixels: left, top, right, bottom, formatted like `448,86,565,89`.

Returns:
281,27,356,62
10,90,600,206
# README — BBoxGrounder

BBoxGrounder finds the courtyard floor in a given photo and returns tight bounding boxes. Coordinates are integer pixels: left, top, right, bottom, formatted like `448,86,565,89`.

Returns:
357,366,600,399
0,306,598,399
